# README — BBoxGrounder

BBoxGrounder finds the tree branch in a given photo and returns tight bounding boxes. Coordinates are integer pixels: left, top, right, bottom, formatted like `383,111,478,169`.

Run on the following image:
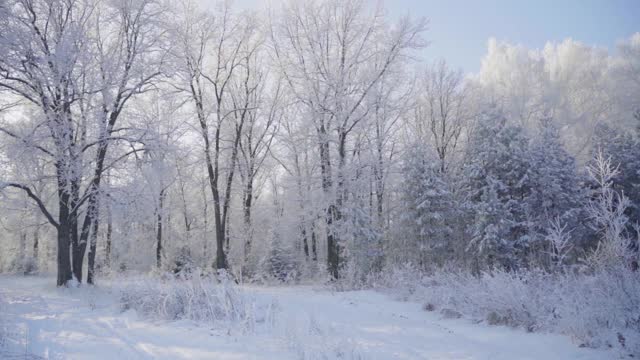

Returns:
1,183,59,229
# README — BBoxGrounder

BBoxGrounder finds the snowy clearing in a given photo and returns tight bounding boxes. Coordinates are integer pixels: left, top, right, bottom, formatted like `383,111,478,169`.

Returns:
0,275,613,360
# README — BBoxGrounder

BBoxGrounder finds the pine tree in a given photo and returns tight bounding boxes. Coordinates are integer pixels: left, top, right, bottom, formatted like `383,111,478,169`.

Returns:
339,201,384,284
527,119,588,267
462,109,534,271
399,146,456,270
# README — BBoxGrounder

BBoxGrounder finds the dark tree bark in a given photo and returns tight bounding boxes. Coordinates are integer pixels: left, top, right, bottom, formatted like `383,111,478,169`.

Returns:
301,225,309,258
242,179,254,268
156,188,166,269
57,187,73,286
33,228,39,261
87,210,100,284
192,80,228,271
317,120,342,279
3,176,73,286
311,223,318,261
83,139,114,283
105,207,112,268
202,180,209,266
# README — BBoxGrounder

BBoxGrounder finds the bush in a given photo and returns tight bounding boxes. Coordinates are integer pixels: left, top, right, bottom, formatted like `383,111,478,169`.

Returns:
375,265,640,356
116,271,274,333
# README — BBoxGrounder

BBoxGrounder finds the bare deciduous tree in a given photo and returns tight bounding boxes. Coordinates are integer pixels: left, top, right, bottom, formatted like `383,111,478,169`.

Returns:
270,0,427,278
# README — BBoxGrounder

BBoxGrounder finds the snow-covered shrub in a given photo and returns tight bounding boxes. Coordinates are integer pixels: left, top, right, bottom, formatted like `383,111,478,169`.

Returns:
555,267,640,351
362,263,425,299
333,261,425,294
546,218,575,270
116,271,274,332
585,151,639,272
409,268,640,356
417,270,555,330
171,247,195,275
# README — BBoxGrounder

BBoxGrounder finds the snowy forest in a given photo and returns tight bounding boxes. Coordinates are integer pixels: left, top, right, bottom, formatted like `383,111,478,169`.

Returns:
0,0,639,358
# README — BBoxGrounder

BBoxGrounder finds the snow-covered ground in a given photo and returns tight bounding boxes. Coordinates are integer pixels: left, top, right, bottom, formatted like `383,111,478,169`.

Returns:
0,275,613,360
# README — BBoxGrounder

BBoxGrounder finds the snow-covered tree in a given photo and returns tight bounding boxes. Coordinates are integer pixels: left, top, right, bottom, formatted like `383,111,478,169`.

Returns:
270,0,427,279
585,151,639,271
527,119,588,268
589,124,640,268
0,0,164,285
414,60,471,173
397,146,456,269
462,109,534,271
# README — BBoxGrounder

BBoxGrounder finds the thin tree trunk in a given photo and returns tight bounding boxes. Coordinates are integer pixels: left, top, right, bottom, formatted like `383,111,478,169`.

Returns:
106,208,112,268
202,179,208,267
87,212,100,284
156,189,165,269
311,220,318,261
198,106,227,271
243,180,253,268
301,223,309,258
86,183,103,284
222,120,245,257
33,228,39,261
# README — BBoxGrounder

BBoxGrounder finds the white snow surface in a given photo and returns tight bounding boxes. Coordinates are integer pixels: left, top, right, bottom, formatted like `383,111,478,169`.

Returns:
0,275,613,360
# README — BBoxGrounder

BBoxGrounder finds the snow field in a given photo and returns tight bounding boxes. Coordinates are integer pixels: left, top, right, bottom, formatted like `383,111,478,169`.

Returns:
0,275,616,359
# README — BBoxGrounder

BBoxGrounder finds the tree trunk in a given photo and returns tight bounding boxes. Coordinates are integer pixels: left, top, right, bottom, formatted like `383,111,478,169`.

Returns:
327,204,340,279
56,194,73,286
87,208,100,284
70,180,83,283
221,120,245,263
243,176,254,267
327,132,348,280
156,189,165,269
106,210,112,268
77,140,110,282
201,119,227,271
33,227,39,261
87,225,98,284
202,180,208,267
318,122,340,279
75,201,96,283
212,185,227,270
71,219,83,282
301,224,309,258
311,221,318,261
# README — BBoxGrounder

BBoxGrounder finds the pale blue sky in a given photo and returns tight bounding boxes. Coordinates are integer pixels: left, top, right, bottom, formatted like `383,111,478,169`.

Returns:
227,0,640,72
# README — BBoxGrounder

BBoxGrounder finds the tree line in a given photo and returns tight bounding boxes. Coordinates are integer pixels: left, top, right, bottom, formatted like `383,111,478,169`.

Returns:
0,0,638,286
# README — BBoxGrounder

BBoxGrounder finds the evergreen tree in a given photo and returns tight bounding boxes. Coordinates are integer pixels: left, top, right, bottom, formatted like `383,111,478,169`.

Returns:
266,233,298,282
462,109,534,271
528,119,589,267
339,201,384,284
399,146,456,270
